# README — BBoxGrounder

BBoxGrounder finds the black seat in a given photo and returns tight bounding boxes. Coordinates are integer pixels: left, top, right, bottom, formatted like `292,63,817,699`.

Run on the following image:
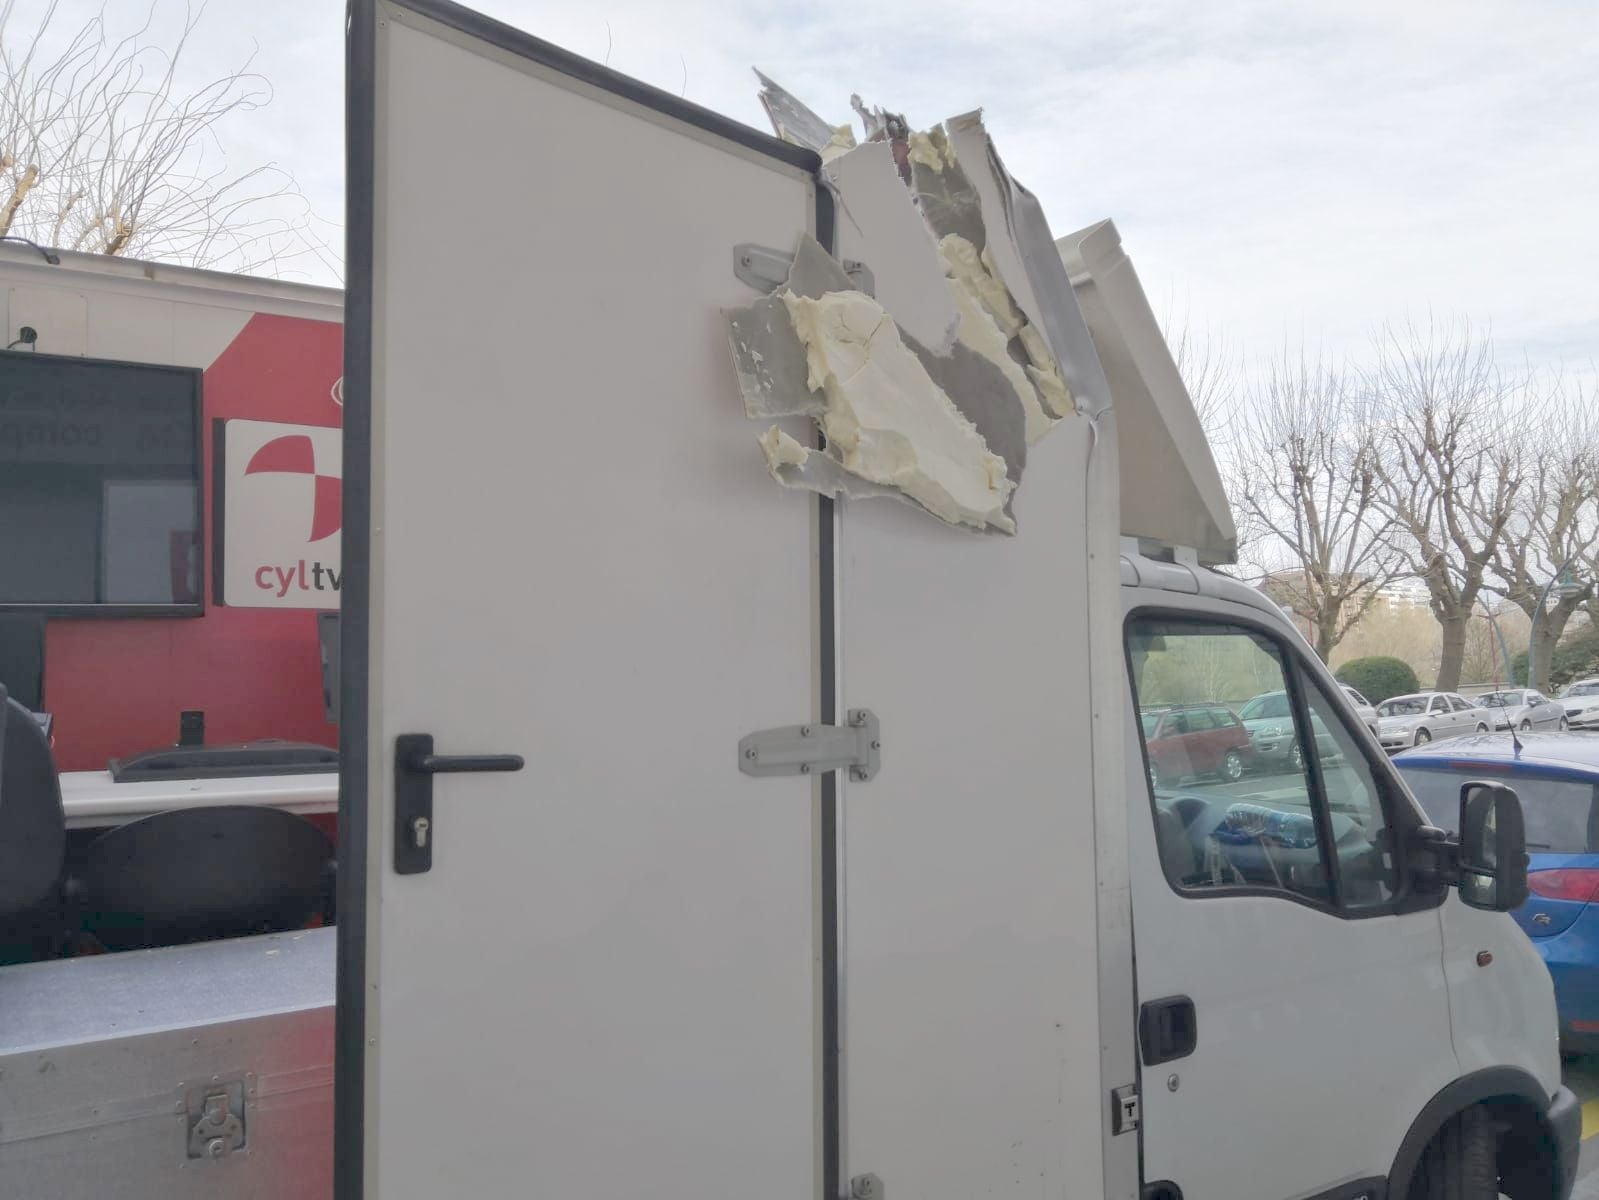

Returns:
78,805,334,952
0,683,67,919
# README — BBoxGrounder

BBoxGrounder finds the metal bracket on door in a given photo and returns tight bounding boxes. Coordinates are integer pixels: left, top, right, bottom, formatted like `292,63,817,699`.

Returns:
739,709,880,782
733,243,875,297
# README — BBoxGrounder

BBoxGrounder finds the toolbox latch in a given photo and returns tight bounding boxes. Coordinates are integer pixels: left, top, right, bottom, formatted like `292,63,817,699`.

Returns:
187,1087,246,1159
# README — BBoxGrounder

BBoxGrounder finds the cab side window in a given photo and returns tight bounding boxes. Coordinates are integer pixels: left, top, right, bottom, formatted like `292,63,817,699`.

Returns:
1449,695,1472,713
1127,615,1399,915
1303,684,1397,908
1432,696,1450,716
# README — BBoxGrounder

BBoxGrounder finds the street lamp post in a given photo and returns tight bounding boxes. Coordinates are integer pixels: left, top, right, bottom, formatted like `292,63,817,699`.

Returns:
1482,606,1514,686
1526,557,1588,689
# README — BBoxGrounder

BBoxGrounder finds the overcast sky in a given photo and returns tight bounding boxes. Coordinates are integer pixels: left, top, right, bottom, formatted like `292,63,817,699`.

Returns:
8,0,1597,374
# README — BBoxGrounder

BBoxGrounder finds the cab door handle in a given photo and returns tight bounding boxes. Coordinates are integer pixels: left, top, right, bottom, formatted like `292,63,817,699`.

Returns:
1140,995,1198,1065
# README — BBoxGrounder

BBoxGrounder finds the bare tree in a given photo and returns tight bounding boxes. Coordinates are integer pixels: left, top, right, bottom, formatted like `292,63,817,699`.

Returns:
0,0,335,276
1486,375,1599,690
1232,347,1405,661
1370,319,1526,693
1166,315,1236,447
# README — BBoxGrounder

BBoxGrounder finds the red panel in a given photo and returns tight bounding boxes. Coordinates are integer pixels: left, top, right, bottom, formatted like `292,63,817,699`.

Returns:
42,312,344,771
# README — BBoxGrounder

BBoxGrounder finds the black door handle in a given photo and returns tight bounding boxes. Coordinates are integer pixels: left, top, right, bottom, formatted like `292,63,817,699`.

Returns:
409,753,524,774
393,734,523,875
1139,995,1197,1065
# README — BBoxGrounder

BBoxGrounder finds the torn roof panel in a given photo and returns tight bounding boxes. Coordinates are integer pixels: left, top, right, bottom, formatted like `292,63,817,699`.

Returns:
1057,219,1237,565
732,82,1112,537
823,140,959,355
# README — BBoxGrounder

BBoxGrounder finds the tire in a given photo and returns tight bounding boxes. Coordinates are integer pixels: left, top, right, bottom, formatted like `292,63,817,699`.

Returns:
1409,1104,1498,1200
1476,722,1489,733
1219,749,1244,782
1414,728,1432,745
1519,720,1532,732
1561,717,1570,731
1289,741,1305,773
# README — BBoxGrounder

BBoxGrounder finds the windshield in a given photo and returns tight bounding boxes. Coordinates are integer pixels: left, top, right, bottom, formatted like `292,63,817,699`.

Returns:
1479,692,1522,708
1239,693,1290,721
1398,764,1597,852
1379,697,1426,717
1564,682,1599,698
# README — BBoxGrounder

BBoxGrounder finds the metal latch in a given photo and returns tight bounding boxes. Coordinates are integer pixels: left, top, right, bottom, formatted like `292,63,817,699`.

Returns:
740,709,880,782
187,1088,246,1159
734,243,875,297
1110,1083,1140,1135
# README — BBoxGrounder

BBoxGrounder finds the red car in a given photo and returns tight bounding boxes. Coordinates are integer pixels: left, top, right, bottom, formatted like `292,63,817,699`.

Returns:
1141,705,1254,788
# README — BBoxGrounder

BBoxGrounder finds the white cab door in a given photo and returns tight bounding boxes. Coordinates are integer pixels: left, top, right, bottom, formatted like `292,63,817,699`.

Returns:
1125,598,1458,1200
343,5,824,1196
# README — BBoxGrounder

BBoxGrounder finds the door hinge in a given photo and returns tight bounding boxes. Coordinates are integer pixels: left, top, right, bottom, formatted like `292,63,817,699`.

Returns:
1111,1083,1140,1135
739,709,880,782
734,243,875,296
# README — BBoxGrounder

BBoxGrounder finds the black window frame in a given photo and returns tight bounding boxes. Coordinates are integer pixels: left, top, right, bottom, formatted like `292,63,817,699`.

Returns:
1125,607,1437,921
0,348,205,617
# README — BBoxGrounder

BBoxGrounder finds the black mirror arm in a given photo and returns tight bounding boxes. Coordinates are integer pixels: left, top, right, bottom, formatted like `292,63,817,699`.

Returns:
1404,824,1460,893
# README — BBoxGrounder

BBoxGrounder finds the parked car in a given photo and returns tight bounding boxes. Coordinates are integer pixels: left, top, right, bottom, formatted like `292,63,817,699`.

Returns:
1237,690,1339,771
1560,679,1599,731
1477,688,1568,732
1140,704,1254,787
1375,690,1492,751
1394,732,1599,1052
1340,684,1380,736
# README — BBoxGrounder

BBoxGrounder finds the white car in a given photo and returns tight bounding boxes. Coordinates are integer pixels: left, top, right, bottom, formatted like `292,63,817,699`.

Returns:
1475,687,1567,731
1560,678,1599,730
1339,684,1380,736
1375,690,1493,751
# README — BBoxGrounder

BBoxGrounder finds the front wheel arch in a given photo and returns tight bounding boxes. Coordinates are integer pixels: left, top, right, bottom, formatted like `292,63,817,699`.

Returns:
1390,1068,1558,1200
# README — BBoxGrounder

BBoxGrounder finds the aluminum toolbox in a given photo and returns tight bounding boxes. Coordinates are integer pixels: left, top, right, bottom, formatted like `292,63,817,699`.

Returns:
0,928,333,1198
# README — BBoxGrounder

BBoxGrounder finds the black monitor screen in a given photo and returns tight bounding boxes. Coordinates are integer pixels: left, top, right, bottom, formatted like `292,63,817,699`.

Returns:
0,351,202,613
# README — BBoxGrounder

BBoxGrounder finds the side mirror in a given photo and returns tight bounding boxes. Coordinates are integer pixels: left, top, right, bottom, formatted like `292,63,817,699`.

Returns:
1457,781,1529,912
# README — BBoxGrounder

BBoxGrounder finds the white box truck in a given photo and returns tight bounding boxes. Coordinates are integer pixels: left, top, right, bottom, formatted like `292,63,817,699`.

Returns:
0,1,1579,1198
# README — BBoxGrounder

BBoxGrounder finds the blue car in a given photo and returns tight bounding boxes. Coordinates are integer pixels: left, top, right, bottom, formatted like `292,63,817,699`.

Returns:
1395,732,1599,1053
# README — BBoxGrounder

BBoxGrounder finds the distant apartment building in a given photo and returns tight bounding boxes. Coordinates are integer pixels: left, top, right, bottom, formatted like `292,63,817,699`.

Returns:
1377,578,1433,612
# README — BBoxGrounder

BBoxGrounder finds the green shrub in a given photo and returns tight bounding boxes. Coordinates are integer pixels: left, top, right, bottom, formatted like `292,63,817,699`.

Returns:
1335,656,1420,704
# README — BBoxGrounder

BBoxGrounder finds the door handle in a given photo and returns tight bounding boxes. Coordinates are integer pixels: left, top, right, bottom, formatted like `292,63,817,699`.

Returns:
1139,995,1198,1065
393,734,524,875
408,752,525,774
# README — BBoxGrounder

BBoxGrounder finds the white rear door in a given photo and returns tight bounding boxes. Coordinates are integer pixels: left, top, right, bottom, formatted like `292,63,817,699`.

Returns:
838,411,1126,1197
342,5,824,1196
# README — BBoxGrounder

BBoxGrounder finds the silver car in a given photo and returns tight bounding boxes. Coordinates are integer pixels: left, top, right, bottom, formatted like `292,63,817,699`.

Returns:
1375,691,1493,751
1340,685,1380,737
1561,679,1599,731
1475,688,1567,732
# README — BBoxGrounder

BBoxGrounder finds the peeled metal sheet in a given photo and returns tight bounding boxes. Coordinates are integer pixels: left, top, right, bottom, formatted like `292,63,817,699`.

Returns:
823,141,959,354
945,111,1109,417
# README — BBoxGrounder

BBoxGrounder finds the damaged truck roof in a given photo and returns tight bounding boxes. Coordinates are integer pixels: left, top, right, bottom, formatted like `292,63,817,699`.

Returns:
729,74,1236,562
